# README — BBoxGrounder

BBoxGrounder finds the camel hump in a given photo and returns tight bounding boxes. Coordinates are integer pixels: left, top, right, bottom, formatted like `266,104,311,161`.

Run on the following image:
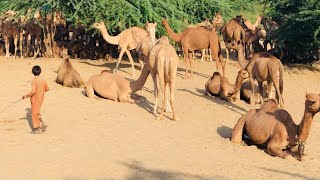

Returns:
211,71,221,78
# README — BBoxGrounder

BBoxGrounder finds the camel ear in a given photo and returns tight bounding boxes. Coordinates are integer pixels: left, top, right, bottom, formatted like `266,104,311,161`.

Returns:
306,93,311,99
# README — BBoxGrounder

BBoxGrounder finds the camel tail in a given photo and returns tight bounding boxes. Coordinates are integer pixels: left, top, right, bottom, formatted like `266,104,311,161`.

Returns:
279,65,284,95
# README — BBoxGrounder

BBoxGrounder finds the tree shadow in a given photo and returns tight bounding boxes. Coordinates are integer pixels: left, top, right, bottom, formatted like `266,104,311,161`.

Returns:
284,63,320,75
120,160,225,180
217,125,232,139
258,167,315,180
177,67,211,79
177,88,247,115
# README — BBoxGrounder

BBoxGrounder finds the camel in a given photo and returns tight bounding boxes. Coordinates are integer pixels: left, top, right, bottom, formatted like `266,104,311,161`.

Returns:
84,66,150,103
221,16,246,62
205,69,248,102
240,81,267,104
93,21,149,76
147,36,179,120
261,17,279,51
136,22,157,70
56,58,84,88
231,93,320,160
2,18,19,58
236,43,284,108
162,13,225,79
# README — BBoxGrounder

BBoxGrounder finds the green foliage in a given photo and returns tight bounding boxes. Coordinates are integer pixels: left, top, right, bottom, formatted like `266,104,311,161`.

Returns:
0,0,262,36
265,0,320,63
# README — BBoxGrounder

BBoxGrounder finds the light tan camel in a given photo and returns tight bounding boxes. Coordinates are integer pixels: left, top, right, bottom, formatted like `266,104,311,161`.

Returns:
236,43,284,108
85,67,150,103
221,16,246,62
162,13,225,79
147,36,179,120
136,22,157,70
56,58,85,88
205,69,248,102
231,93,320,160
93,21,148,76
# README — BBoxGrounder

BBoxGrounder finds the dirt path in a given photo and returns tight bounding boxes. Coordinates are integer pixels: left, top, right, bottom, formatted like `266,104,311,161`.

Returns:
0,55,320,180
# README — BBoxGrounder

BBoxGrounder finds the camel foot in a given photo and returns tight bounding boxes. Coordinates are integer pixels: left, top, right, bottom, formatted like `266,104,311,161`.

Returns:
156,115,164,120
172,116,180,121
299,155,312,161
284,154,297,161
112,69,117,74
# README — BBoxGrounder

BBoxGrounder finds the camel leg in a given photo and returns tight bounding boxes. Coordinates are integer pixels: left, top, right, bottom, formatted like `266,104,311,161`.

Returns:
220,88,231,102
267,130,290,159
19,33,23,59
151,73,158,115
169,80,179,121
219,54,226,76
14,34,18,59
182,48,189,79
113,48,126,74
266,81,274,100
139,60,144,72
188,52,193,78
200,49,205,62
209,49,212,61
249,77,256,108
273,80,284,108
156,73,165,120
225,48,229,63
164,85,172,112
119,95,135,104
125,50,136,77
211,46,223,75
258,82,264,105
231,110,254,144
5,36,10,58
85,84,95,99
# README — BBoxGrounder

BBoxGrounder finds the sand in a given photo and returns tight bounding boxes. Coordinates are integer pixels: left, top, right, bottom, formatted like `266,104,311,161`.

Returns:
0,54,320,180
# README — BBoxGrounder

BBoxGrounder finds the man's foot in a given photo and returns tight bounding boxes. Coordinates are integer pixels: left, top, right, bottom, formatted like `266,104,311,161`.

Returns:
30,128,42,134
41,124,48,132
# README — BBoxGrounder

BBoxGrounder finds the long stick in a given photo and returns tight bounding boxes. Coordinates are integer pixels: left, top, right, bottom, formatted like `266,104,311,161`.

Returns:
0,99,22,114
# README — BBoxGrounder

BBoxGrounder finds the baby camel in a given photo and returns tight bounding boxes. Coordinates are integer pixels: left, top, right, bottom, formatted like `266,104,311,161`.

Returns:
205,69,248,102
147,36,179,120
231,93,320,160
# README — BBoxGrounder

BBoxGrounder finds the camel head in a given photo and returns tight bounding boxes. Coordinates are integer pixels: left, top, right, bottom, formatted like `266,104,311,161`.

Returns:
305,93,320,114
146,22,157,46
5,10,16,17
238,69,249,79
93,21,106,30
161,19,169,26
34,10,42,20
212,12,224,25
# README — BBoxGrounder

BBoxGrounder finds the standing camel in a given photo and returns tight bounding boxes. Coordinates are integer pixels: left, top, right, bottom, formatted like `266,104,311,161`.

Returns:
261,17,279,51
221,16,246,63
93,21,148,77
147,36,179,120
236,43,284,108
2,18,19,58
162,13,225,79
231,93,320,160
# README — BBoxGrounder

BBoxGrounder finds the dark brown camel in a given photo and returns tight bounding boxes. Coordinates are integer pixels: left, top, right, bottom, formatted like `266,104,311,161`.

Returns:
162,13,225,79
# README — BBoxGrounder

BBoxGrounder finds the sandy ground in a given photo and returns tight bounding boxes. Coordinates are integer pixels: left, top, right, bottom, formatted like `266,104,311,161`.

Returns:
0,53,320,180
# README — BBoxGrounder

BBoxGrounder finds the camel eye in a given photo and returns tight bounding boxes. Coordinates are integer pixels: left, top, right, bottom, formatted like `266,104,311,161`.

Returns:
310,100,316,104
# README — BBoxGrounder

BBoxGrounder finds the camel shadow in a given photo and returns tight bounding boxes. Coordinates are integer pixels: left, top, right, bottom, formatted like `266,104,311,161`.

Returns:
79,60,142,73
217,125,232,139
284,64,320,75
133,94,154,115
120,160,223,180
177,88,247,114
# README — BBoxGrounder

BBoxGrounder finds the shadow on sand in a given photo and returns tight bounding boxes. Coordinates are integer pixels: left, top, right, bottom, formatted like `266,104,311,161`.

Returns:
216,125,233,139
177,88,247,115
258,167,315,180
120,160,225,180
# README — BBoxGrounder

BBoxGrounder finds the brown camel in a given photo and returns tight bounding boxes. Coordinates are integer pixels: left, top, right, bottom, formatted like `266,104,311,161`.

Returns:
93,21,149,76
56,58,84,88
205,69,248,102
136,22,157,70
85,66,149,103
231,93,320,160
162,13,225,79
2,18,19,58
240,80,267,104
147,36,179,120
221,16,246,62
236,43,284,108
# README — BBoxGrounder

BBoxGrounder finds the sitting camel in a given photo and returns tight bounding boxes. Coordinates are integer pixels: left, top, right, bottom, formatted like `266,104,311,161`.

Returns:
240,80,268,104
147,36,179,120
205,69,248,102
93,21,149,76
231,93,320,160
236,43,284,108
162,13,225,79
84,67,150,103
56,58,84,88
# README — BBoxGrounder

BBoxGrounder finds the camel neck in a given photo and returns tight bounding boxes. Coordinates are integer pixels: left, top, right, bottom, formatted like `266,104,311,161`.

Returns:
162,20,182,42
130,66,150,93
254,18,261,28
297,110,315,143
237,45,250,70
233,74,245,94
98,25,119,45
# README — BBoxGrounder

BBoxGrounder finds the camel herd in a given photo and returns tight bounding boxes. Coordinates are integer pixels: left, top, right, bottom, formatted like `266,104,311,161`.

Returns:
1,10,320,161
